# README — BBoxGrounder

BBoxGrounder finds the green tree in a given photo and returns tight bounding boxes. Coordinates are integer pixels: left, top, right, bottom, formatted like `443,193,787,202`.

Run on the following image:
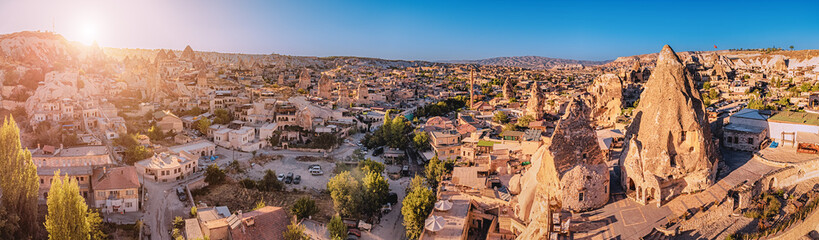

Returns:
44,170,92,240
412,131,430,152
194,118,211,134
327,171,363,217
327,216,347,240
516,115,535,128
283,222,308,240
0,116,39,239
359,158,385,174
362,171,390,215
402,179,436,240
790,45,794,51
147,125,165,140
88,210,106,240
257,170,284,191
424,156,446,188
213,108,233,124
124,145,153,165
493,111,510,124
291,197,319,221
205,164,226,185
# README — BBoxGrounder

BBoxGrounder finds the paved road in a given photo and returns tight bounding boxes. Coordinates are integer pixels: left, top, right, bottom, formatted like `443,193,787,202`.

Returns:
141,178,191,240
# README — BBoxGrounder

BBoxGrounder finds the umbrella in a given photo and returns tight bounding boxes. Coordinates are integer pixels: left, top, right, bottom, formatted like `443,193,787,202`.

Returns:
425,215,446,232
434,200,453,211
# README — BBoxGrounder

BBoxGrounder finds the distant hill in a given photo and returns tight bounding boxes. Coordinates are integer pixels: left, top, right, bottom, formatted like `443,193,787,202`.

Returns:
442,56,611,69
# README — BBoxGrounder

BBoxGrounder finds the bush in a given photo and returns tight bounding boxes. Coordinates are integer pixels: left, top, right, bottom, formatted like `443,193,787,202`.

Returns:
327,216,346,240
291,197,319,221
257,170,284,191
205,164,226,185
239,178,257,189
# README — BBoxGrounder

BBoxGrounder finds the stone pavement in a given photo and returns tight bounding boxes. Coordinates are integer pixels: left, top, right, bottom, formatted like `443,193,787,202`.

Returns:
572,155,781,240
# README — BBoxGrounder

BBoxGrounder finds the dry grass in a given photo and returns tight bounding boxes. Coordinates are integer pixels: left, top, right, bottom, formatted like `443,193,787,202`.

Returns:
250,154,282,165
192,182,335,222
296,155,334,162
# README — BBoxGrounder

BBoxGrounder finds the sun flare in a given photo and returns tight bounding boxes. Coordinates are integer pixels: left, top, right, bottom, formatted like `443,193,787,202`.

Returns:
80,23,97,45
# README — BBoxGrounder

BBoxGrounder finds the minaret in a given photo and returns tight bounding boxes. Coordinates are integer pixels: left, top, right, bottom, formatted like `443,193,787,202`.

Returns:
469,68,475,110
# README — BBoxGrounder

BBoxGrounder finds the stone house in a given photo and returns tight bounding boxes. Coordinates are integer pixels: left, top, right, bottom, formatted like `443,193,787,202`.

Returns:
153,110,184,133
134,151,198,182
724,108,770,151
91,166,140,213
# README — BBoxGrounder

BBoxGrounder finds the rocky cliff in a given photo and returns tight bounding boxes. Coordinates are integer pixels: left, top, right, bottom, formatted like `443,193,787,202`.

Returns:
588,73,623,127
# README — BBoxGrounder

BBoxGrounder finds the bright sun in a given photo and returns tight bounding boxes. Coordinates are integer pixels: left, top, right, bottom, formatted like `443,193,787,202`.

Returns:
80,23,97,45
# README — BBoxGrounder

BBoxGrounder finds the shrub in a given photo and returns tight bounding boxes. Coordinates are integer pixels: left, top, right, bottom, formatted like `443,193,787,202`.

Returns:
291,197,319,221
205,164,226,185
257,170,284,191
239,178,257,189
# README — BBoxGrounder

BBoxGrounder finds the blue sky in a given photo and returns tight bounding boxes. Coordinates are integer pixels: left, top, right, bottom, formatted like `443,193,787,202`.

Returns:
1,0,818,61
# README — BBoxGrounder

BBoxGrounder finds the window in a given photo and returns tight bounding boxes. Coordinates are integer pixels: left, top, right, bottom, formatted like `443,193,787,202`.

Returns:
40,178,44,184
726,136,732,143
125,202,133,208
578,192,584,201
98,192,105,197
680,131,686,142
748,138,754,144
126,190,135,195
733,136,738,144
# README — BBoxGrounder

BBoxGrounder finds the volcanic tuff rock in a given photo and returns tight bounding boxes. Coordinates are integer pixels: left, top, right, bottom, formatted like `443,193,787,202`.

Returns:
515,99,609,239
181,45,196,60
525,82,545,120
588,73,623,127
502,77,514,100
619,45,718,205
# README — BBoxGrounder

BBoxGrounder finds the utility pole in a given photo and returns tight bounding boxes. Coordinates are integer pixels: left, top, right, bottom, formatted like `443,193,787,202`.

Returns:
469,68,475,110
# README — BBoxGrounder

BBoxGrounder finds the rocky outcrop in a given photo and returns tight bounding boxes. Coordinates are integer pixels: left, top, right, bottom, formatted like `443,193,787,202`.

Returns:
588,74,623,127
525,82,545,120
502,77,514,101
298,68,311,90
181,45,196,60
317,74,333,99
514,99,609,239
619,45,718,206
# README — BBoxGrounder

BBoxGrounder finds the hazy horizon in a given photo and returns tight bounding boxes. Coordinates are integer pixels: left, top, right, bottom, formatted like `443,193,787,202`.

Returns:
2,0,817,61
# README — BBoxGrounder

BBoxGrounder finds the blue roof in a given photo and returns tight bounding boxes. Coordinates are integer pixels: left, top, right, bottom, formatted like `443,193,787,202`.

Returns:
732,108,768,121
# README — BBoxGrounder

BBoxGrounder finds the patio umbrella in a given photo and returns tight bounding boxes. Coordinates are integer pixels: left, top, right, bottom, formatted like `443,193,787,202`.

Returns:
424,215,446,232
434,200,453,211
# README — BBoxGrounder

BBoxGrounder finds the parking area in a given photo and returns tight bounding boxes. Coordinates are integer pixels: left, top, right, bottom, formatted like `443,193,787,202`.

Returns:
247,154,336,191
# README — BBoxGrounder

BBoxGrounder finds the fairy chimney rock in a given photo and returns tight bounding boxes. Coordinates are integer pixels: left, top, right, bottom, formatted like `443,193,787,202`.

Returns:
619,45,718,205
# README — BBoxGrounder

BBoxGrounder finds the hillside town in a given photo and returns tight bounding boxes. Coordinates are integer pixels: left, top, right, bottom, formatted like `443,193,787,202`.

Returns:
2,25,819,240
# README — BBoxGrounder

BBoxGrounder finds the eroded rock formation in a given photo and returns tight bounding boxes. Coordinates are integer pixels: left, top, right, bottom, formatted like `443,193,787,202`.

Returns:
525,81,545,120
514,99,609,239
619,45,718,206
588,73,623,127
502,77,514,101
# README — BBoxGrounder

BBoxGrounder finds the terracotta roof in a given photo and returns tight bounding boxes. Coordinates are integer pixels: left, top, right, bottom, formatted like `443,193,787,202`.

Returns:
91,166,139,190
230,206,289,240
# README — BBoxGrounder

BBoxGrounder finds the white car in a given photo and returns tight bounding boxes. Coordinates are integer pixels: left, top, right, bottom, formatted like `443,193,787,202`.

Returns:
309,168,324,176
277,174,285,181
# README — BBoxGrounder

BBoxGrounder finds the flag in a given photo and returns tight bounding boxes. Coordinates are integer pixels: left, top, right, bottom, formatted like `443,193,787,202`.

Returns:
714,45,718,49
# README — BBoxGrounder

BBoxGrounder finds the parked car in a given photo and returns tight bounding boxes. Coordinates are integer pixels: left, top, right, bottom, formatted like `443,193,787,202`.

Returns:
277,174,285,182
381,203,392,214
387,192,398,205
308,164,321,171
285,172,294,184
347,229,361,238
293,175,301,184
176,187,187,202
310,168,324,176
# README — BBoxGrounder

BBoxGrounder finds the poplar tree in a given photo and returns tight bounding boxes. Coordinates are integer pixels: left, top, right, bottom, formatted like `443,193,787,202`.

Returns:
0,116,40,239
44,170,91,240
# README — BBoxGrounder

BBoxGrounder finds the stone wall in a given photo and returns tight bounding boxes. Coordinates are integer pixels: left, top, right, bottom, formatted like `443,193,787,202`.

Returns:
560,164,609,212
